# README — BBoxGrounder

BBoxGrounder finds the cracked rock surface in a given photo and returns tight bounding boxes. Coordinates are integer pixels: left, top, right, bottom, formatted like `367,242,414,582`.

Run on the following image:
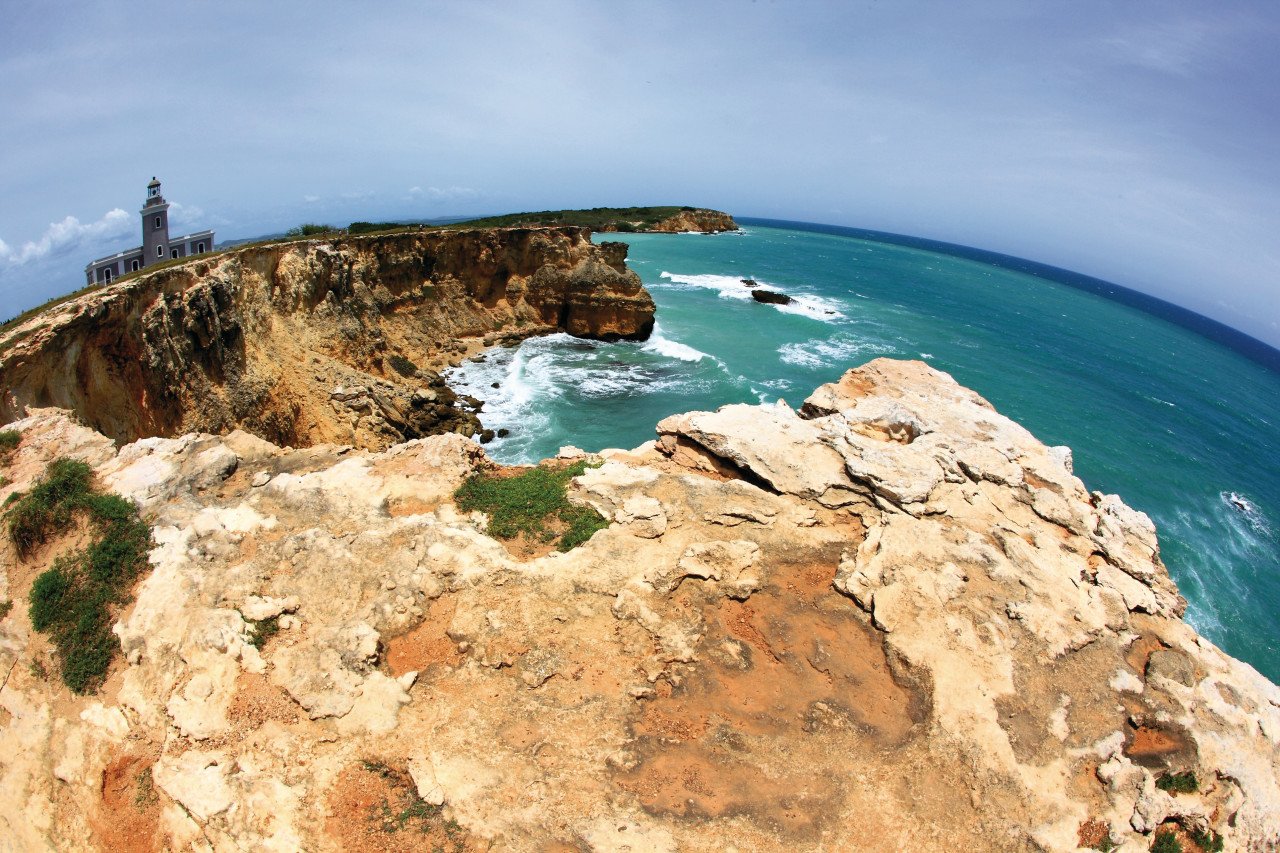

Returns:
0,358,1277,852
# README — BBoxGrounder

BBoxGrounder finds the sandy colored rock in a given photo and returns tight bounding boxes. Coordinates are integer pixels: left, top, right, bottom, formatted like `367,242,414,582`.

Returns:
0,226,655,452
0,358,1276,852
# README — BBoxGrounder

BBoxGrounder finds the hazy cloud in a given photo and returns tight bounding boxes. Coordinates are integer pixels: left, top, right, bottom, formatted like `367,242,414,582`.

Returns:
408,186,481,202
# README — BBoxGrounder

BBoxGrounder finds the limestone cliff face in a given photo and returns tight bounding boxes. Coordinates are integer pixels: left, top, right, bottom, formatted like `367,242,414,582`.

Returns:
597,209,739,233
0,227,653,451
644,209,738,232
1,359,1277,852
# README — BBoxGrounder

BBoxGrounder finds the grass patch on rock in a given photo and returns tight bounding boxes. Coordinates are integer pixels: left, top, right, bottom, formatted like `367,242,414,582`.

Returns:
454,460,608,552
1151,828,1182,853
9,457,151,693
248,614,281,649
1155,771,1198,794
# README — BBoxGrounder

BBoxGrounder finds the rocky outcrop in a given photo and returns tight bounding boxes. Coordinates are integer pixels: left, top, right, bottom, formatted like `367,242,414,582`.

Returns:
645,208,738,232
0,227,654,451
598,209,739,233
1,358,1276,852
751,288,792,305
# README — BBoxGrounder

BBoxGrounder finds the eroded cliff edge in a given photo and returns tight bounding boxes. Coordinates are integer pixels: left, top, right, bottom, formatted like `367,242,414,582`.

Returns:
0,359,1277,852
0,227,653,450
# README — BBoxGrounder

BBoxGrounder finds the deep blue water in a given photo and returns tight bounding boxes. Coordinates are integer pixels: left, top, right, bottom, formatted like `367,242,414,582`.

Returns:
448,221,1280,683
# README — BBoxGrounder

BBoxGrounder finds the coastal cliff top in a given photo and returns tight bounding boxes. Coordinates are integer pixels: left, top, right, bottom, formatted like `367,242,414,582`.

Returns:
1,358,1276,851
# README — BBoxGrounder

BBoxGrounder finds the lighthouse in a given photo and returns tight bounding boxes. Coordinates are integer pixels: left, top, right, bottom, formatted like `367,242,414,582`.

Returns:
84,177,216,285
141,177,170,266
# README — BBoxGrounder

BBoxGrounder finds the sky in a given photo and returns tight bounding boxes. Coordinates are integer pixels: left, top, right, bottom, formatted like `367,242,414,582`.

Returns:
1,0,1278,347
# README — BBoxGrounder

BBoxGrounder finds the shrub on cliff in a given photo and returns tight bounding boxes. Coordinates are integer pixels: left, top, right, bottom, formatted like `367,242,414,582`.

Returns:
10,458,151,693
454,460,608,552
285,223,338,238
388,354,419,377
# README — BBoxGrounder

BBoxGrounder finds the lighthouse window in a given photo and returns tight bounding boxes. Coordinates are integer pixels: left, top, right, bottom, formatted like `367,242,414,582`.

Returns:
130,259,140,272
154,216,162,229
157,246,164,258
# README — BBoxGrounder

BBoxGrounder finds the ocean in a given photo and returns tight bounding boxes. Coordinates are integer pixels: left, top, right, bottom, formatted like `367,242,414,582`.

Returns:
447,219,1280,683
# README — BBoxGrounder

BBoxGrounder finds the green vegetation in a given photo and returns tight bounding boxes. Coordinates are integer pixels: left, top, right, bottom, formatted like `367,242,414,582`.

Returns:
360,760,465,845
1155,771,1199,794
0,430,21,454
8,458,94,556
134,766,158,810
388,354,419,377
1151,828,1182,853
12,458,151,693
285,222,339,237
0,599,11,620
248,614,281,649
447,205,697,231
454,460,608,551
1189,828,1224,852
348,221,413,235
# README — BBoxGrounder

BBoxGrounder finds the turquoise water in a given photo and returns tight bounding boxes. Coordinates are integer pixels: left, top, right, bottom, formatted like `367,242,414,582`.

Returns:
448,222,1280,683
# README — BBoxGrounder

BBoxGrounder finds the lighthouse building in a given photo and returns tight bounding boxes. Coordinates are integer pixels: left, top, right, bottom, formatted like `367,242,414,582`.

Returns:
84,178,215,285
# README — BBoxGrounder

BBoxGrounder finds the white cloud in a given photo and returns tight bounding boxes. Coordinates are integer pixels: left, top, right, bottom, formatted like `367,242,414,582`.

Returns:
167,200,205,228
303,195,321,204
1100,18,1230,77
408,185,480,201
0,208,132,266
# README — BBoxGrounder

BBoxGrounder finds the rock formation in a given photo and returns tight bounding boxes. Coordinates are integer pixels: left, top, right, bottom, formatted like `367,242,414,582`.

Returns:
1,359,1277,852
642,209,739,233
751,288,793,305
0,227,653,452
597,209,739,234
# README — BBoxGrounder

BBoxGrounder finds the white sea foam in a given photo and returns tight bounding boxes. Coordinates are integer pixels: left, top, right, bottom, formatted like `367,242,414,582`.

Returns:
658,272,753,300
775,293,846,321
778,334,895,369
642,325,711,362
658,271,845,321
1221,491,1272,537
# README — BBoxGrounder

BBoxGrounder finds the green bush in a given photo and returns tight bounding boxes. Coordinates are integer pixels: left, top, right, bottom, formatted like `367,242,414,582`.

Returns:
1189,828,1223,852
1151,829,1181,853
249,614,280,649
454,460,608,551
285,223,337,238
0,429,20,453
349,221,411,235
388,354,418,377
1155,771,1198,794
11,458,151,693
7,458,94,556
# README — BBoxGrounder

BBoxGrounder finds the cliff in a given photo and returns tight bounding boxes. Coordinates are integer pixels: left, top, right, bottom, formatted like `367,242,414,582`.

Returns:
0,227,653,451
450,206,739,234
636,208,739,233
1,359,1276,852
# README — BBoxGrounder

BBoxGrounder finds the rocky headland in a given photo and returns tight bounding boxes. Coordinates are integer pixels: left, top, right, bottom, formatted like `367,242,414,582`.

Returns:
0,227,653,452
0,354,1278,851
606,209,739,233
